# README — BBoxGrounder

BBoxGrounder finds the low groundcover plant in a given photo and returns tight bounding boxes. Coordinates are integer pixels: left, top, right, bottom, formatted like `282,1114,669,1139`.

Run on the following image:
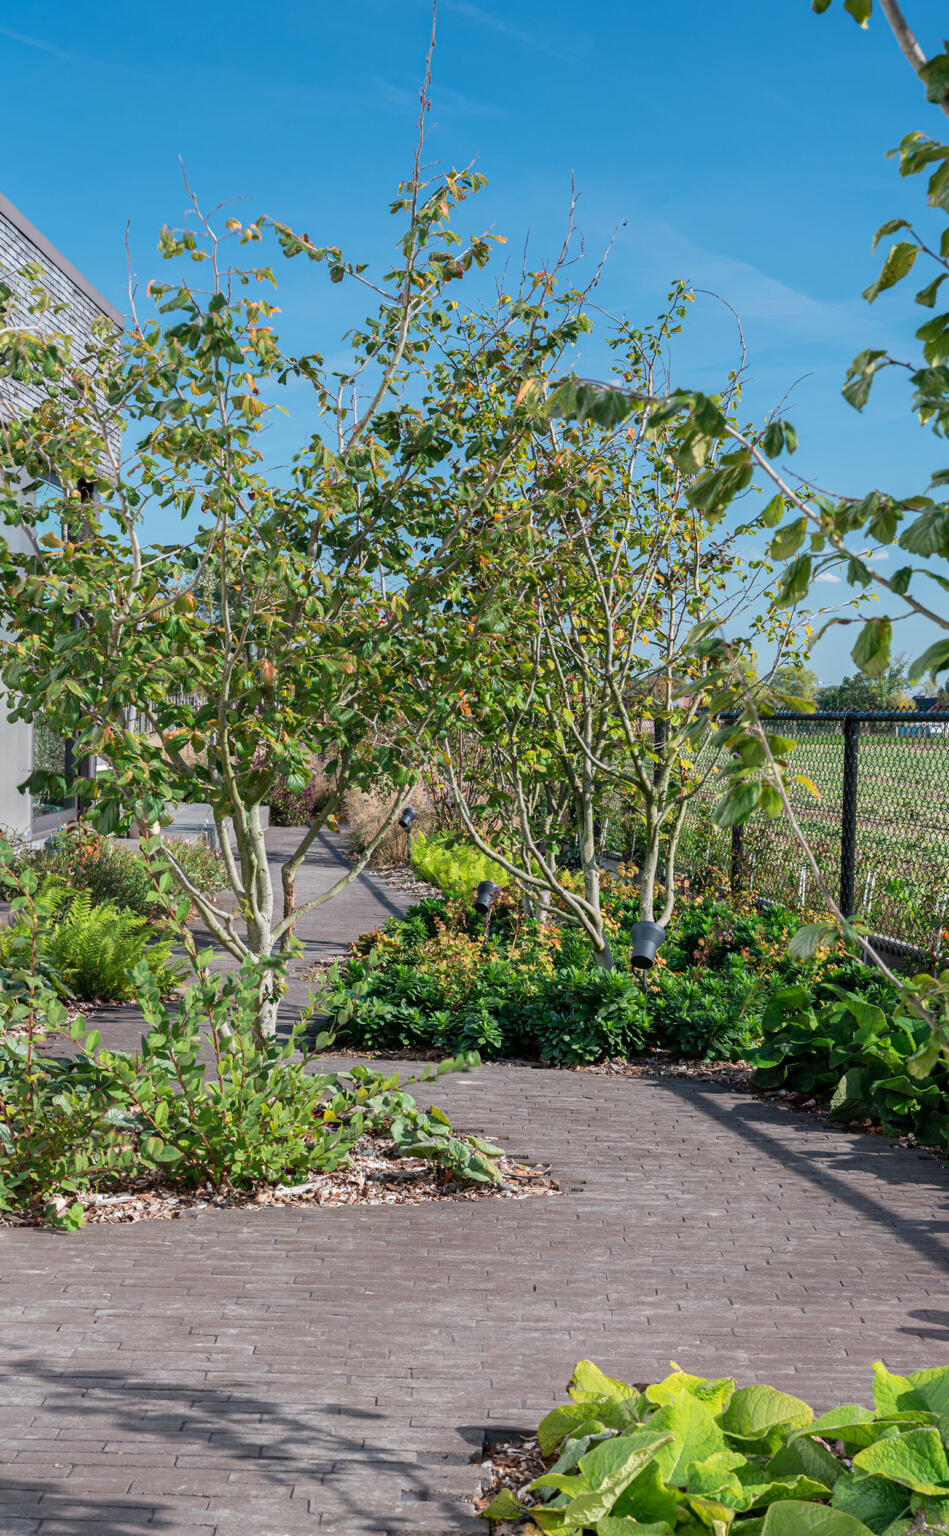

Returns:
482,1358,949,1533
322,887,949,1147
0,937,505,1229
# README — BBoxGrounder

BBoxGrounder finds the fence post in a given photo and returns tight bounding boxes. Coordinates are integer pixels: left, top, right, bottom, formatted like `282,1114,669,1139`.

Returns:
840,713,860,919
731,820,744,897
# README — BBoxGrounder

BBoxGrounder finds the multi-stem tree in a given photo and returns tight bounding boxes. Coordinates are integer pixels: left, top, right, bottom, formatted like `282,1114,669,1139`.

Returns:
0,86,592,1038
440,292,798,966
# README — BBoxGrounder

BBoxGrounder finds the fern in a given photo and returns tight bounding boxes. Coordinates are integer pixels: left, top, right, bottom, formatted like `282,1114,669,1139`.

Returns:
410,831,508,898
43,893,183,1002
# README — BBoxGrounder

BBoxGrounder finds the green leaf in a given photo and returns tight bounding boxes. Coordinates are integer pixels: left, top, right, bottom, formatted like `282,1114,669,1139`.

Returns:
767,1436,843,1493
644,1395,727,1486
788,923,837,962
687,459,754,513
738,1475,833,1513
872,218,911,252
776,555,812,608
843,349,888,411
571,1360,636,1405
831,1470,912,1530
915,272,947,307
645,1370,735,1415
919,46,949,107
540,1402,617,1456
900,507,949,556
843,0,872,22
769,518,807,561
595,1520,675,1535
760,1504,875,1535
713,783,760,828
829,1067,866,1117
684,1493,736,1533
94,798,122,836
563,1436,675,1529
852,1427,949,1496
720,1385,813,1449
481,1486,525,1519
909,637,949,682
901,1364,949,1440
863,242,917,303
610,1459,680,1526
873,1363,915,1418
851,618,892,678
760,494,787,528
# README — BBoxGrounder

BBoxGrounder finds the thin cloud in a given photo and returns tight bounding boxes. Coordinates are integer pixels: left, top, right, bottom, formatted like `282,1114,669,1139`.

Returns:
374,75,505,119
0,23,146,78
447,1,573,62
0,24,76,61
625,214,864,342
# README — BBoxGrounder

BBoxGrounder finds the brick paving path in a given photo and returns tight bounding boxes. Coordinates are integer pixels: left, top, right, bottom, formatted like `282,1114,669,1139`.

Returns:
2,832,946,1534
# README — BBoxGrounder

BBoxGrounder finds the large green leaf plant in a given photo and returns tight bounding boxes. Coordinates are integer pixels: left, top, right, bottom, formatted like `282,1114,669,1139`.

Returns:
483,1359,949,1534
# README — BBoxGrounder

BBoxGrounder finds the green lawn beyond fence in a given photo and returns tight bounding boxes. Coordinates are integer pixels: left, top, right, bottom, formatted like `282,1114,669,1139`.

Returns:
607,712,949,959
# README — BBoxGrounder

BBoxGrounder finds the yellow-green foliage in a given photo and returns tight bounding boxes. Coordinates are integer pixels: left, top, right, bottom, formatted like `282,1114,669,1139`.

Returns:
410,832,508,899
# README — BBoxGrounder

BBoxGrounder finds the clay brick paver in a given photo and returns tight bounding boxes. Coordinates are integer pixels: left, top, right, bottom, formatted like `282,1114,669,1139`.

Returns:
2,831,946,1533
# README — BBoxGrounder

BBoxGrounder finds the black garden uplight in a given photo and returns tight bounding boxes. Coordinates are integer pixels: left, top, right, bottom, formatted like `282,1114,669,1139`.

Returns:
473,879,502,936
398,805,417,861
630,920,666,971
473,879,501,915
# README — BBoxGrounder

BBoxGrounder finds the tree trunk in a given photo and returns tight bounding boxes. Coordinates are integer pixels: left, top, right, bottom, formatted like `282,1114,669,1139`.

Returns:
593,934,615,971
578,766,612,969
255,965,281,1046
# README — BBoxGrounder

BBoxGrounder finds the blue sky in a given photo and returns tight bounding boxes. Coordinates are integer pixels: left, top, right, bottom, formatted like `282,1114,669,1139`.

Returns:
3,0,949,680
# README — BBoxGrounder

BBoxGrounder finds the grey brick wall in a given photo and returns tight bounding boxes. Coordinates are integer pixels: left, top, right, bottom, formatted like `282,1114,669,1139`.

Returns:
0,194,122,837
0,190,122,442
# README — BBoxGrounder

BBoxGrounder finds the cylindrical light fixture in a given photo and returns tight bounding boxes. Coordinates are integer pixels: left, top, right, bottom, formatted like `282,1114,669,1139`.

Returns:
474,880,501,915
630,920,666,970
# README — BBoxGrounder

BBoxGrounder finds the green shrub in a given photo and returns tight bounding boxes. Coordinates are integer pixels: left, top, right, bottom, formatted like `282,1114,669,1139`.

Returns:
0,864,71,1018
22,824,226,919
484,1358,949,1533
525,967,650,1065
650,956,764,1060
326,891,942,1087
0,886,184,1002
0,949,502,1226
748,969,949,1151
410,830,508,898
323,896,651,1064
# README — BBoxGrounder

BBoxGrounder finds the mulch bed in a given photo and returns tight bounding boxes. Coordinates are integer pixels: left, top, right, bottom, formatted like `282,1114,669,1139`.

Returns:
474,1433,557,1525
0,1139,560,1229
363,863,440,900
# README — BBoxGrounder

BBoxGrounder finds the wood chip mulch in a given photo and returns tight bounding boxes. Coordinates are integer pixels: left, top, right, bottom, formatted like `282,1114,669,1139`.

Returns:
475,1433,554,1522
364,864,440,900
0,1138,560,1229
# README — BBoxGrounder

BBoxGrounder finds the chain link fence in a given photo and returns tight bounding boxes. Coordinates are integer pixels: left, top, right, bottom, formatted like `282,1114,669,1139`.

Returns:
666,710,949,961
595,711,949,960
